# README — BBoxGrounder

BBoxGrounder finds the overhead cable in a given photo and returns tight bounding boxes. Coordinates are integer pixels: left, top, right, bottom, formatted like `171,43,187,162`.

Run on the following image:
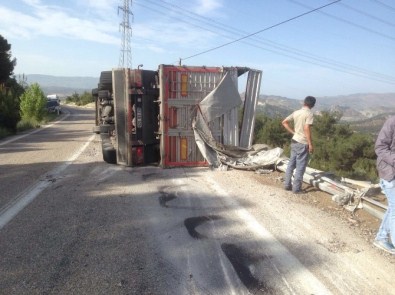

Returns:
369,0,395,12
338,2,395,27
134,0,395,84
287,0,395,41
144,0,395,83
180,0,342,62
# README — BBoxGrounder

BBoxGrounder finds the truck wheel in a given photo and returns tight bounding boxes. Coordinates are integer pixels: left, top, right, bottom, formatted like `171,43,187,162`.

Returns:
98,90,111,99
99,71,112,91
100,71,112,84
93,126,101,134
100,124,113,134
102,146,117,164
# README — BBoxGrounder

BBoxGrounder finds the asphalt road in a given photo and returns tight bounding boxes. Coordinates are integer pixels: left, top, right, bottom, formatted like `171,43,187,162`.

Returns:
1,105,394,295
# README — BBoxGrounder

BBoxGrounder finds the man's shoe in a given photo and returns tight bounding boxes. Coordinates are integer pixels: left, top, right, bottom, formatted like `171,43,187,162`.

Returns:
292,190,305,194
373,239,395,254
284,186,292,191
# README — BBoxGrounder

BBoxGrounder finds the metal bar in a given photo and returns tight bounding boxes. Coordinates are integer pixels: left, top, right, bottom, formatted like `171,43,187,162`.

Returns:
361,201,385,220
361,196,387,210
239,69,262,148
112,68,129,166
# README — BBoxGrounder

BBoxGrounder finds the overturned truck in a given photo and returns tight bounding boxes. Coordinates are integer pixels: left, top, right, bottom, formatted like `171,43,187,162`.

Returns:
92,65,263,167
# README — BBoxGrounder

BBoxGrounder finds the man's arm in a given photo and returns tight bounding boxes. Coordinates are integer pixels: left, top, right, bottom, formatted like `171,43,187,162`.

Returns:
304,124,313,153
282,118,294,135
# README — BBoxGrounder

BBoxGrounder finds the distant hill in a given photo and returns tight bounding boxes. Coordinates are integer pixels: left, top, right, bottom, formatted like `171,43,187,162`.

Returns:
348,113,394,135
257,93,395,124
257,95,301,118
23,74,99,97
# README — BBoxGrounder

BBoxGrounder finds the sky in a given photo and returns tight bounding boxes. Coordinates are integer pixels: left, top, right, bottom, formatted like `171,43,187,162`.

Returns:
1,0,395,99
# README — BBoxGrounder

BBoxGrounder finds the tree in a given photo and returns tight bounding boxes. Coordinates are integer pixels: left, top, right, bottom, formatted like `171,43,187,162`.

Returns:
20,83,47,123
254,115,289,148
0,35,15,84
309,111,377,180
0,77,25,133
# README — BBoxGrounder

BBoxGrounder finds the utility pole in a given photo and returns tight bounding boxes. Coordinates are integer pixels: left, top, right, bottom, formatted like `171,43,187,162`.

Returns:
118,0,133,69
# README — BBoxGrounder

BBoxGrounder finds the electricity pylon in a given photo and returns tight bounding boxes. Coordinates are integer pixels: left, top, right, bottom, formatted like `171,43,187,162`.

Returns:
118,0,133,69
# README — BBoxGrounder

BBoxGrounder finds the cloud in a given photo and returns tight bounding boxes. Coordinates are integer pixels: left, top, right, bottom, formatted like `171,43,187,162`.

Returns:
84,0,118,11
0,1,119,45
194,0,223,14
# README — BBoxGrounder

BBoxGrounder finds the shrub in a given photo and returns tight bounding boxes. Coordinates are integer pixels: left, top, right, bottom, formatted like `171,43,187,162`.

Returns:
20,83,46,122
66,91,93,106
16,118,40,132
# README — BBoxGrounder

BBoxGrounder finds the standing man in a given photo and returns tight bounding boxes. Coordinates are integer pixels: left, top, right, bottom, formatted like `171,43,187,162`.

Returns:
282,96,316,194
373,116,395,254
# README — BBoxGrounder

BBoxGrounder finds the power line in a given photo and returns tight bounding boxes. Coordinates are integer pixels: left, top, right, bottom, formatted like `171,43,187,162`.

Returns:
180,0,342,62
370,0,395,12
287,0,395,41
133,0,395,84
338,2,395,27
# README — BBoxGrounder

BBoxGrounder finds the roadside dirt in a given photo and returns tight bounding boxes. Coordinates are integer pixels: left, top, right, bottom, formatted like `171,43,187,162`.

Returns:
233,169,385,255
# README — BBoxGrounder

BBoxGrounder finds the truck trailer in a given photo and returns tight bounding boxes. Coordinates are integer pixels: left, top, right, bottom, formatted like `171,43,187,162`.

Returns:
92,65,262,168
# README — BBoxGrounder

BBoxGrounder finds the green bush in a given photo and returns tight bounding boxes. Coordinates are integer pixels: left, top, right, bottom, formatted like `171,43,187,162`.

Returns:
254,115,289,148
66,91,93,106
16,118,40,132
20,83,46,122
0,126,11,139
0,90,20,133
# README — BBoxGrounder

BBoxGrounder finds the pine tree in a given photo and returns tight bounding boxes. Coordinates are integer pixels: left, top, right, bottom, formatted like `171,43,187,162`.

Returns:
0,35,15,84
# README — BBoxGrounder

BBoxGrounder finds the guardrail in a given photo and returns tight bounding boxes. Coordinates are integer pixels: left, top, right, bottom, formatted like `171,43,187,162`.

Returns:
276,159,386,220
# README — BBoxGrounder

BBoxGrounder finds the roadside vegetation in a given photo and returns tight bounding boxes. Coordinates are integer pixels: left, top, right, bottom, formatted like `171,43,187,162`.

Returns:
65,91,94,106
18,83,47,131
254,111,377,182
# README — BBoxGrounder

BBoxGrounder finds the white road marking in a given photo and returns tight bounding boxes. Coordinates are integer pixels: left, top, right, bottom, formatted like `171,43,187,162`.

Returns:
0,134,95,230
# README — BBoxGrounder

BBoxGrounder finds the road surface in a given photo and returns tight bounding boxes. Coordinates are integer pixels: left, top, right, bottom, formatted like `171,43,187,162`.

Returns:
1,105,394,294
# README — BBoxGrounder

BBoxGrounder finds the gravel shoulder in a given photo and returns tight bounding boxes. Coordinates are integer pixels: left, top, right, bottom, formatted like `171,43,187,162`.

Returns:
207,167,395,292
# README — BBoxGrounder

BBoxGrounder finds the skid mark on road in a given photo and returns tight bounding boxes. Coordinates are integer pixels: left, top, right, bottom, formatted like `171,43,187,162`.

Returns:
0,134,95,230
184,215,221,239
221,243,273,295
158,190,178,208
142,173,158,181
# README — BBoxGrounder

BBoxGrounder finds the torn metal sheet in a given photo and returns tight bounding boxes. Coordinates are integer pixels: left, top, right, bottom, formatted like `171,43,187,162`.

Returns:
193,69,268,169
198,72,242,122
218,146,284,170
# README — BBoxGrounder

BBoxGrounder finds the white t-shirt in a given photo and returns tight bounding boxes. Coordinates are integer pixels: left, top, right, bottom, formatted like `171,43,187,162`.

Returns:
285,106,314,145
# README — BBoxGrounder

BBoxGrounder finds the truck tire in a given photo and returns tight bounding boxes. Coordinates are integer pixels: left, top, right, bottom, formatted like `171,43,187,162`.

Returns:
100,71,112,84
100,133,117,164
99,71,112,91
93,126,101,134
102,145,117,164
98,90,111,99
100,124,113,134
